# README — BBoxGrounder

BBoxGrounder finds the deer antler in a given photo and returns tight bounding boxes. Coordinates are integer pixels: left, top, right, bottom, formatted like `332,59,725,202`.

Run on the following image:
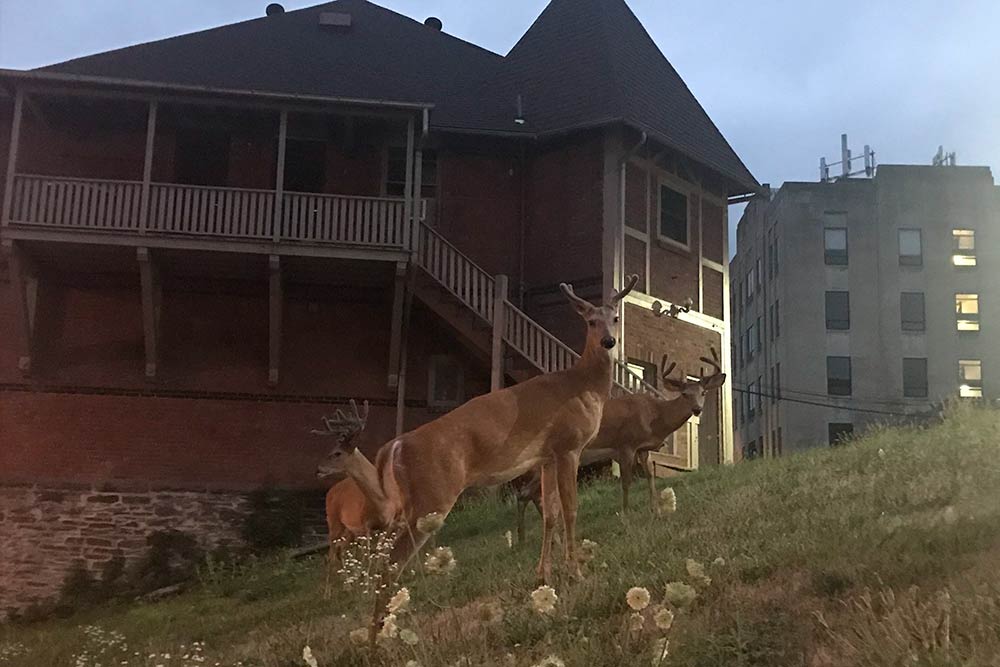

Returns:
609,274,639,305
313,399,370,437
697,347,722,381
559,282,593,311
660,354,679,381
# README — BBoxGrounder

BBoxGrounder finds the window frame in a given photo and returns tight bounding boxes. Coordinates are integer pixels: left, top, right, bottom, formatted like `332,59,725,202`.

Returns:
826,356,852,396
825,290,851,331
898,228,923,267
656,180,691,250
427,354,465,409
824,227,848,266
952,229,977,267
902,357,929,398
900,292,926,332
956,293,981,332
627,358,658,389
959,359,983,398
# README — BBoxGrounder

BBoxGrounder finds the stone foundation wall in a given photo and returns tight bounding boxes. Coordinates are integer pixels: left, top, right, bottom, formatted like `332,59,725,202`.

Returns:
0,486,252,619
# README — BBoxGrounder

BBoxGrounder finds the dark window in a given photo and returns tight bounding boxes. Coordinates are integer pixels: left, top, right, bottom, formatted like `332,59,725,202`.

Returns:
825,291,851,330
903,358,928,398
901,292,926,332
776,427,783,456
824,228,848,265
627,358,658,388
773,236,779,276
775,363,781,402
755,258,762,292
774,300,780,338
827,356,852,396
828,423,854,446
899,229,923,266
386,147,438,199
283,138,326,193
659,184,688,246
745,268,755,303
768,303,775,341
746,325,754,360
756,375,763,412
428,355,464,408
175,128,230,186
747,382,757,419
755,317,762,351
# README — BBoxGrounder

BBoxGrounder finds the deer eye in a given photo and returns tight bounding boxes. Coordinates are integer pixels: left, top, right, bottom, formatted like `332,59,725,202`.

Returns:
613,316,620,323
588,320,597,327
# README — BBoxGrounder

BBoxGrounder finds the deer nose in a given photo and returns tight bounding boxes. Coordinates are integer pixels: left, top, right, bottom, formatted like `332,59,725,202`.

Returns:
601,336,616,349
692,407,702,416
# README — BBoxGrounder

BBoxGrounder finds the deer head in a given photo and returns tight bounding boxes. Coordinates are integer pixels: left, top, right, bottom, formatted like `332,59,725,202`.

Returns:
560,274,638,351
659,347,726,417
314,399,371,479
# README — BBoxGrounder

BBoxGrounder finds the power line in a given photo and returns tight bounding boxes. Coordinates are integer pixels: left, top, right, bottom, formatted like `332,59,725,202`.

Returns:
734,380,926,407
731,385,931,417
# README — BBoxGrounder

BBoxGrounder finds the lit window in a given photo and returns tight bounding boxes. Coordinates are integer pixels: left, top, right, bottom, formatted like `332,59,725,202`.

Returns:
824,228,848,265
956,293,980,331
959,359,983,398
898,229,923,266
953,229,976,266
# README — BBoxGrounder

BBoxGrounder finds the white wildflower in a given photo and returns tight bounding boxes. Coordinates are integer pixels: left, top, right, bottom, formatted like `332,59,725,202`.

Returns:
658,488,677,514
531,656,566,667
399,628,419,646
626,586,652,611
653,606,675,631
712,557,726,567
629,612,645,634
686,558,711,587
387,587,411,613
664,581,697,607
348,628,368,646
530,585,558,615
416,512,446,535
405,661,422,667
424,546,457,574
580,538,598,563
302,645,318,667
505,530,514,549
378,613,400,640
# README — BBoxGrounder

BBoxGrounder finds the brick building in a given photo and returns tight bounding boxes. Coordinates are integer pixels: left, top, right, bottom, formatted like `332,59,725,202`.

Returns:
0,0,756,614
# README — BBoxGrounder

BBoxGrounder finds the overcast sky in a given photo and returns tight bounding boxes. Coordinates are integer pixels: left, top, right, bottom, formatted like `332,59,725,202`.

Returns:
2,0,998,244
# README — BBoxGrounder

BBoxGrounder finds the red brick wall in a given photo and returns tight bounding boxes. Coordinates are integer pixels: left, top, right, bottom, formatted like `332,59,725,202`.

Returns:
624,235,646,290
648,192,701,307
624,162,647,233
623,303,720,375
702,199,725,264
703,267,724,321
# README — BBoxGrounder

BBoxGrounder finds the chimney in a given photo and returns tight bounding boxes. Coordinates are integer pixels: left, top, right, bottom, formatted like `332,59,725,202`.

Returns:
265,3,285,16
424,17,443,31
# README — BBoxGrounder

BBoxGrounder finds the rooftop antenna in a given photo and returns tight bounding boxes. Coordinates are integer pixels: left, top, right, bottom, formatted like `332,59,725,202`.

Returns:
819,133,875,182
932,145,957,166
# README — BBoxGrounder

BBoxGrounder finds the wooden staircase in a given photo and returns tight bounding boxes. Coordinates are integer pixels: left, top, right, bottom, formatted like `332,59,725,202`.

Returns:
412,222,660,396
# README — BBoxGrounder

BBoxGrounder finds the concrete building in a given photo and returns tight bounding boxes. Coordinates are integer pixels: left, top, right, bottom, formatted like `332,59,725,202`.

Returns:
731,164,999,457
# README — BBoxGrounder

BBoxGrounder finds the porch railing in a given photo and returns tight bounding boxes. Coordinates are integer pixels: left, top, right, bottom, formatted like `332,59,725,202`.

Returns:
8,175,408,248
413,222,661,397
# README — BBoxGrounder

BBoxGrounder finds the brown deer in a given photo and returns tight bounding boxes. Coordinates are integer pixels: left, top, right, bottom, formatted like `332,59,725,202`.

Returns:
313,275,638,583
513,346,726,539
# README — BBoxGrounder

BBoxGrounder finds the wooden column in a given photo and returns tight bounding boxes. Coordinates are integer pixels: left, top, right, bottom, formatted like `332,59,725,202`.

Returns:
491,274,509,392
273,110,288,243
3,240,37,375
138,101,158,234
395,268,416,436
268,254,283,386
1,88,24,228
137,247,161,379
401,117,415,250
387,261,407,389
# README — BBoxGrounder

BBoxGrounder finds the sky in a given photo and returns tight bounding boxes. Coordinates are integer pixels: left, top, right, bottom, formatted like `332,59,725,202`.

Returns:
2,0,999,246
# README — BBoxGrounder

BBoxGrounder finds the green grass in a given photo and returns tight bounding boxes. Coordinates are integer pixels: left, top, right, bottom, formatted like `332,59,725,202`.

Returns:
4,403,1000,666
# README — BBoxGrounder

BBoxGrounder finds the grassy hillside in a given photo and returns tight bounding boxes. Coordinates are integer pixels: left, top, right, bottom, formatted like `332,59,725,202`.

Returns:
3,403,1000,667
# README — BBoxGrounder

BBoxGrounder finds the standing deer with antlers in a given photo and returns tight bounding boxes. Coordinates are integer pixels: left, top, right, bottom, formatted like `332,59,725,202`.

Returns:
314,400,384,572
513,346,726,540
313,275,638,583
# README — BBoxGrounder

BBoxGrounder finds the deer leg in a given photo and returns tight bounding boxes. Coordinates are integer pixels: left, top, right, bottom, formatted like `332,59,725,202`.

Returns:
554,451,583,579
640,450,659,514
325,524,347,598
535,462,560,584
618,451,633,511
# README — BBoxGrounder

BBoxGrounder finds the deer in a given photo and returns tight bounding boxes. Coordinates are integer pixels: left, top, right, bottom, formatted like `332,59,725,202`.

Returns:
312,275,638,584
314,401,383,562
513,346,726,540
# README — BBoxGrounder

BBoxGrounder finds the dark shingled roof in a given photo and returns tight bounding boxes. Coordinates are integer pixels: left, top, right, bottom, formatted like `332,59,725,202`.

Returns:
41,0,757,193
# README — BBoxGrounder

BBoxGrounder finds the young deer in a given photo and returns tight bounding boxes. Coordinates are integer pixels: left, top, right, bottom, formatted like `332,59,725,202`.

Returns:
514,346,726,536
313,275,638,583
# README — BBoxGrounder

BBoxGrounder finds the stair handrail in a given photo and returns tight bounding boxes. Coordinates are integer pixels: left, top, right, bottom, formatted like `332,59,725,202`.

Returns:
414,222,662,398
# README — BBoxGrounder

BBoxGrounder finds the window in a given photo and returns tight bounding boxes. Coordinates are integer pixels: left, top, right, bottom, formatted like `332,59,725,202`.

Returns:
745,267,755,303
746,323,756,360
775,363,781,401
755,258,762,292
956,293,980,331
627,359,658,388
756,375,763,412
755,317,762,352
953,229,976,266
284,138,327,193
774,300,780,338
737,334,744,368
428,355,464,408
827,356,852,396
901,292,926,332
828,423,854,446
824,228,848,265
658,184,688,247
898,229,923,266
768,303,775,341
959,359,983,398
747,381,757,419
903,358,928,398
825,291,851,330
773,236,779,276
386,147,438,199
776,427,783,456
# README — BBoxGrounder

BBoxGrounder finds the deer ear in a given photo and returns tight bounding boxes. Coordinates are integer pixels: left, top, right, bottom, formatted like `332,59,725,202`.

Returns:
704,373,727,390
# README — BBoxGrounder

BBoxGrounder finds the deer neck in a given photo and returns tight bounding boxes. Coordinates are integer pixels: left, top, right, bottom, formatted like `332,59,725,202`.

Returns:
574,331,614,388
653,396,695,435
343,449,390,512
